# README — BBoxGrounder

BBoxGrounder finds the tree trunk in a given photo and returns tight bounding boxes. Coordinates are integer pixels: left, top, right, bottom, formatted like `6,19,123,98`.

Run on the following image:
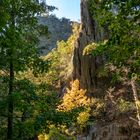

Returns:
7,58,14,140
7,2,15,139
131,78,140,126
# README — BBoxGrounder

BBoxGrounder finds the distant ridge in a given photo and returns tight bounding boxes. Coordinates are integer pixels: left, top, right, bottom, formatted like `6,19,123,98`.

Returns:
38,15,73,55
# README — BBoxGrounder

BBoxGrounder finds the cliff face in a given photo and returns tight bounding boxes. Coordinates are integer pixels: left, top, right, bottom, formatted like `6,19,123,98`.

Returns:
38,15,72,55
77,119,140,140
73,1,140,140
73,0,104,94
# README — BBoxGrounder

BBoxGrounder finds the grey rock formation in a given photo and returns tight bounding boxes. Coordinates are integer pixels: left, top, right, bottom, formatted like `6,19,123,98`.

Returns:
38,15,72,55
73,0,104,94
77,120,140,140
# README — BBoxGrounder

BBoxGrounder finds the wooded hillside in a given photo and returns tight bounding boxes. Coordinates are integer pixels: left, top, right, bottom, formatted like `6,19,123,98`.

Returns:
0,0,140,140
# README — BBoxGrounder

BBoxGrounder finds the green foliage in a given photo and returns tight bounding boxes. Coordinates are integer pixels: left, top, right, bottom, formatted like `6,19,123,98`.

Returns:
0,0,50,73
0,0,57,139
43,23,80,87
87,0,140,126
77,109,90,128
83,40,108,56
83,43,98,55
44,126,75,140
89,0,140,81
117,98,135,113
0,74,78,139
57,80,102,133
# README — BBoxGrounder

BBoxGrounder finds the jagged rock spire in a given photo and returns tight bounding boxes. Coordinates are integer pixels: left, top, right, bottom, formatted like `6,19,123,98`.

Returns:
73,0,104,95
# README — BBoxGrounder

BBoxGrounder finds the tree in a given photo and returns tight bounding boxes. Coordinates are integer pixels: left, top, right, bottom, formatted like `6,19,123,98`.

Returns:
0,0,50,139
58,80,90,111
88,0,140,125
44,23,80,87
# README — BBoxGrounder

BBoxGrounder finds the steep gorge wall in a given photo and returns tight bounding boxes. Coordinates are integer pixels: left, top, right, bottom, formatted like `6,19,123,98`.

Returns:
77,119,140,140
73,0,104,94
73,0,140,140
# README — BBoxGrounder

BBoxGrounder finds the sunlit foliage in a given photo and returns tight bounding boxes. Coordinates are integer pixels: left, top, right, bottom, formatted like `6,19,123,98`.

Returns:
58,80,90,111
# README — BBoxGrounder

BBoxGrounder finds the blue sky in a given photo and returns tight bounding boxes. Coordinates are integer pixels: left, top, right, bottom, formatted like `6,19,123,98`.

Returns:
46,0,80,21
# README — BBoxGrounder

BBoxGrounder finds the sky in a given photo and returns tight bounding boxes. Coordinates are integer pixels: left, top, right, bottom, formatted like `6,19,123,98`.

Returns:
46,0,80,21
